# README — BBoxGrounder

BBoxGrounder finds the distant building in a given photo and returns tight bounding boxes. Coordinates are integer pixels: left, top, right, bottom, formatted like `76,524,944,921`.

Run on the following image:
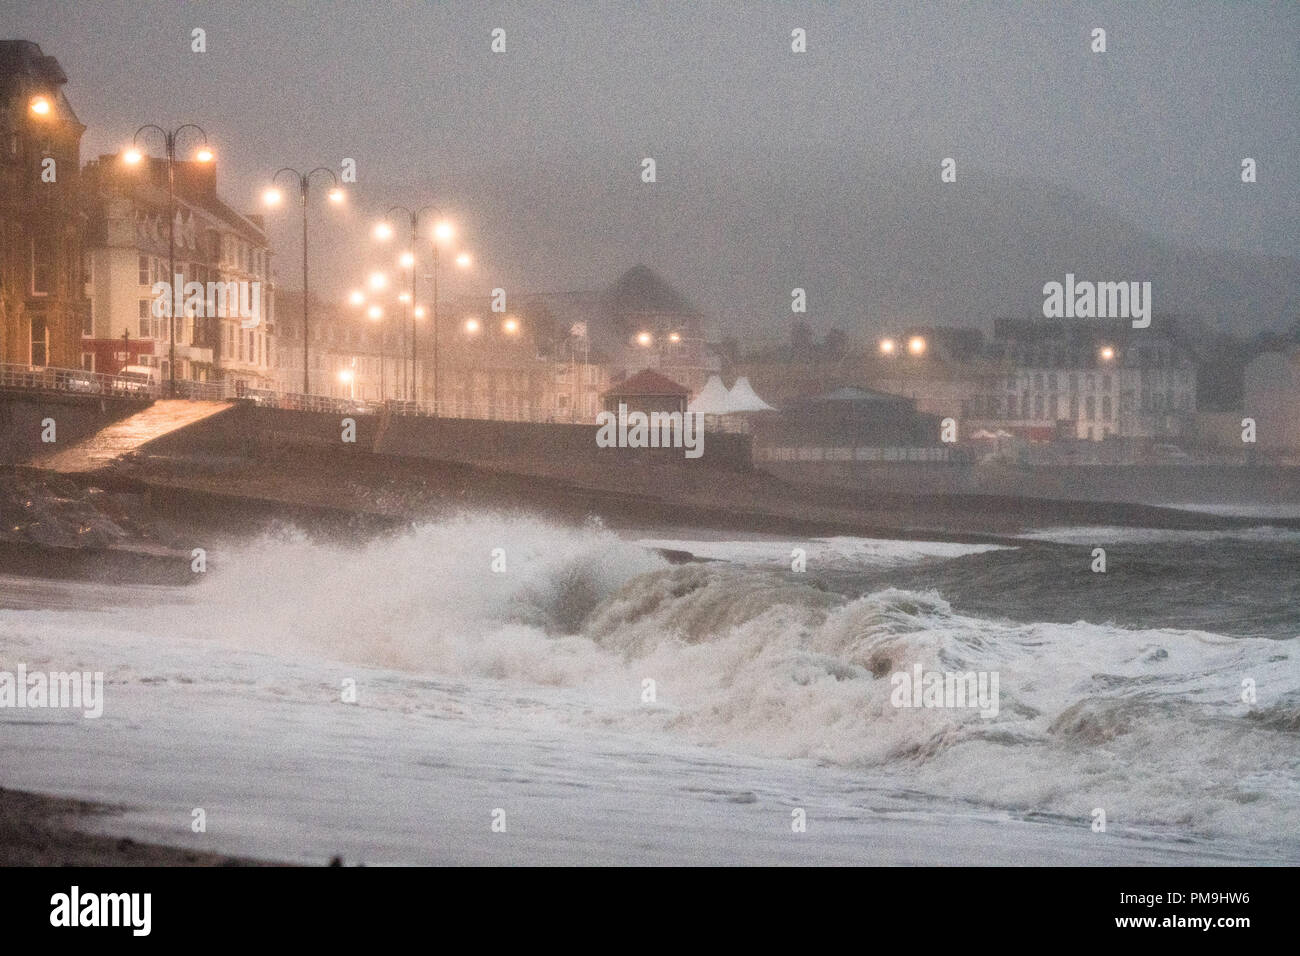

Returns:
982,317,1197,441
80,152,275,387
0,40,86,369
274,290,393,400
868,318,1198,442
759,386,940,446
1243,350,1300,454
593,266,720,393
602,368,689,415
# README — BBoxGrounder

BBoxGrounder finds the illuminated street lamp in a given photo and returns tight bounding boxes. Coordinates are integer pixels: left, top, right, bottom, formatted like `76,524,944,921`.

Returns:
879,338,896,355
503,317,520,335
29,96,51,116
264,165,344,394
123,123,214,395
464,318,481,334
908,335,927,356
1099,346,1115,362
348,290,366,307
636,331,653,347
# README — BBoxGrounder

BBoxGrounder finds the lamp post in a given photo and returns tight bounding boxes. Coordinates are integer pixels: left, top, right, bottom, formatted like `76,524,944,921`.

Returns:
375,206,438,403
264,167,344,395
123,124,213,397
374,209,470,412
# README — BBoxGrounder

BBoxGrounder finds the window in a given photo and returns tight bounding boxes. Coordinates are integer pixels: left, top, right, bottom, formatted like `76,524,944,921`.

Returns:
1102,374,1112,390
139,254,149,285
30,317,48,366
1034,395,1044,418
81,353,95,371
1102,395,1113,421
1086,396,1096,421
83,301,94,337
30,235,54,295
139,300,152,337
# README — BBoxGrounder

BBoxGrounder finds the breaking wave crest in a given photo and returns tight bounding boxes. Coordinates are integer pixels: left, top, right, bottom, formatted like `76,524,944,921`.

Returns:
10,512,1300,840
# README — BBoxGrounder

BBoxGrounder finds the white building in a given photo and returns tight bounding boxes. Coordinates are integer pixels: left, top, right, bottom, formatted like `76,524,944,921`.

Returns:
80,153,276,388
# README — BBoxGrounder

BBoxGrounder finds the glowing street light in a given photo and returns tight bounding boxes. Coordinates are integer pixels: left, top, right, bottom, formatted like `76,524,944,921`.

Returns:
503,317,520,335
123,122,213,395
348,290,366,307
264,165,342,393
373,222,394,241
367,305,383,320
399,251,415,269
29,96,51,116
908,335,927,356
327,187,345,204
455,252,472,269
414,305,426,319
369,271,388,290
398,291,411,304
637,331,653,346
879,338,896,355
1099,346,1115,361
262,187,283,206
464,318,481,334
433,221,454,243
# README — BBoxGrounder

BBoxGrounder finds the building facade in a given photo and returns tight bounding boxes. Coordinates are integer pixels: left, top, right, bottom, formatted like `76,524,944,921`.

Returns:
80,152,276,387
0,40,86,369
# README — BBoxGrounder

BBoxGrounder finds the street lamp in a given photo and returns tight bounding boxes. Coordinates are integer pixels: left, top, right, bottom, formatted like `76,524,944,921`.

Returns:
29,96,51,117
375,206,472,409
908,335,927,356
265,166,344,395
879,338,896,355
123,123,213,396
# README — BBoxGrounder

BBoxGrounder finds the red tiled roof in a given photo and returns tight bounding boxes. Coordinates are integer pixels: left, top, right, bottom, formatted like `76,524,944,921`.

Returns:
603,368,689,397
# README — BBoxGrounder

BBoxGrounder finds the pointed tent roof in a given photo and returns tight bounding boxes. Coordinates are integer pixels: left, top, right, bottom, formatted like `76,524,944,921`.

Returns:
687,375,732,414
725,376,775,412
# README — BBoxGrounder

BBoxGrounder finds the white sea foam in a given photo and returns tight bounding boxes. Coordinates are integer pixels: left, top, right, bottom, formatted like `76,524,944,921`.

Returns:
1019,525,1300,545
634,535,1007,568
1,512,1296,853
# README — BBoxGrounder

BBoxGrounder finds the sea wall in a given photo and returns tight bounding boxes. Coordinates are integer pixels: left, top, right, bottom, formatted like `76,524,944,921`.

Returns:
144,402,754,473
0,391,152,465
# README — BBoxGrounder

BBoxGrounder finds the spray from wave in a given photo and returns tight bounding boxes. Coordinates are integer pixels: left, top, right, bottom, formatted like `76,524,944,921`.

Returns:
6,511,1298,842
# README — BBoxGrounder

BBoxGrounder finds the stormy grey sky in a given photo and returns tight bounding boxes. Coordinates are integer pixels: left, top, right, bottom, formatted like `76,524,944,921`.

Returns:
5,0,1297,338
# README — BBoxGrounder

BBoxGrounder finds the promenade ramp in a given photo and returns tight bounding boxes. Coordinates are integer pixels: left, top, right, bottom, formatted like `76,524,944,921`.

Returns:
29,400,235,474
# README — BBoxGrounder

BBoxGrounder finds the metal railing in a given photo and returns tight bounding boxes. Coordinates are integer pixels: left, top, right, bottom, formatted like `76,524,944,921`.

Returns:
0,362,160,399
0,363,597,425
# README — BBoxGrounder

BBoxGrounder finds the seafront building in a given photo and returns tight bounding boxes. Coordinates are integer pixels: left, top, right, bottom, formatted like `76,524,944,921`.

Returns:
0,41,86,370
80,153,276,388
